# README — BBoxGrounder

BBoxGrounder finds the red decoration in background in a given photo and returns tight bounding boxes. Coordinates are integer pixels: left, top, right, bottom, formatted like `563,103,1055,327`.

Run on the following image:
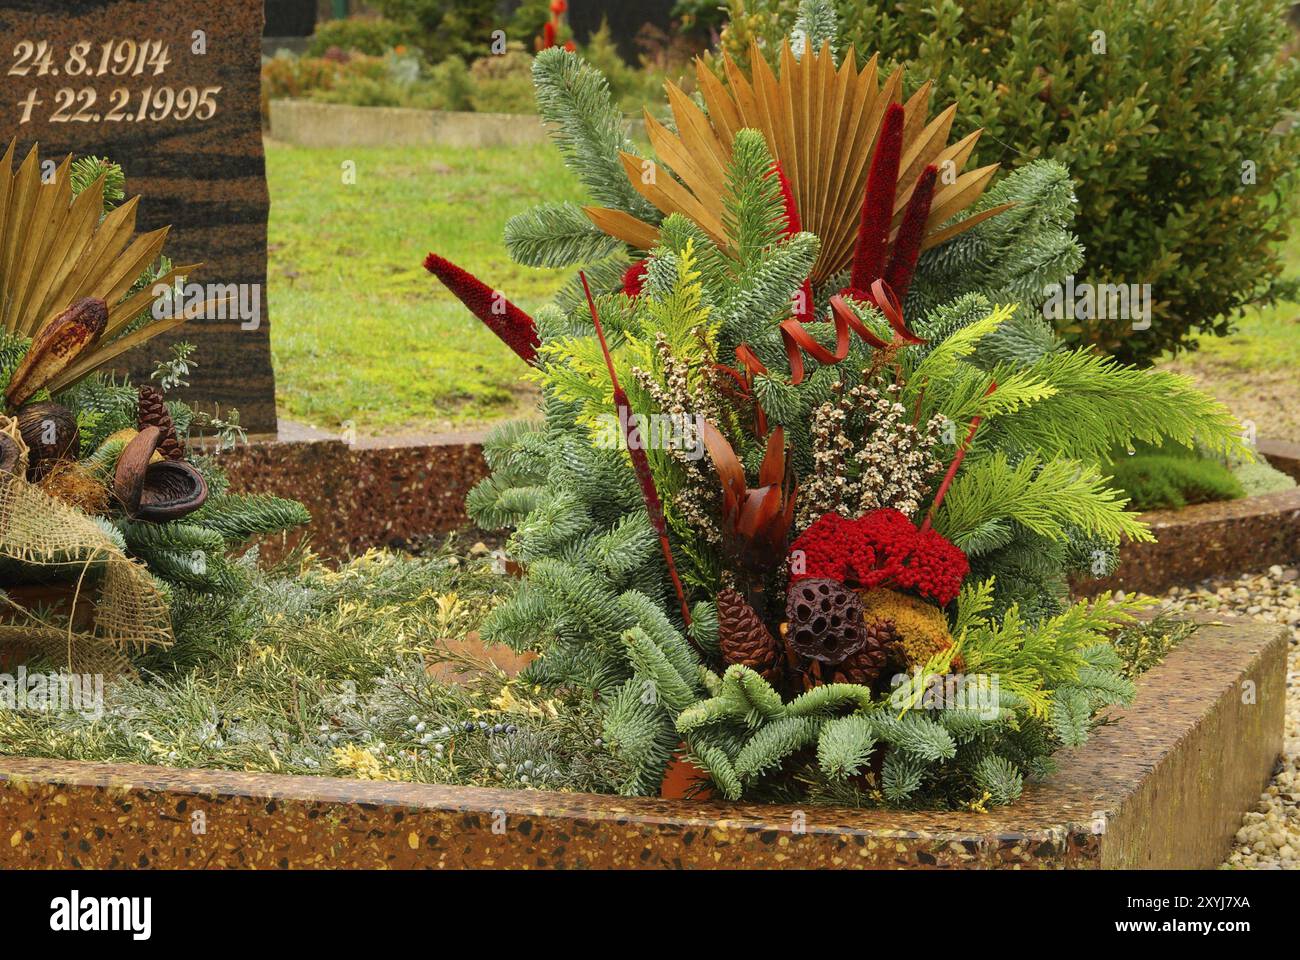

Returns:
790,508,968,606
845,103,904,300
622,258,649,297
771,162,814,321
539,1,571,51
423,252,540,365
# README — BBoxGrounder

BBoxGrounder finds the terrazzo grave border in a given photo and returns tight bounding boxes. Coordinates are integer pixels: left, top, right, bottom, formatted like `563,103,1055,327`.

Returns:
215,433,1300,593
0,617,1286,870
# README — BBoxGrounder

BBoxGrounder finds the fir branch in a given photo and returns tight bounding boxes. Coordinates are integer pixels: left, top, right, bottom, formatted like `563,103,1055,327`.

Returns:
504,202,623,268
734,716,821,780
531,48,658,221
816,714,876,780
934,452,1152,547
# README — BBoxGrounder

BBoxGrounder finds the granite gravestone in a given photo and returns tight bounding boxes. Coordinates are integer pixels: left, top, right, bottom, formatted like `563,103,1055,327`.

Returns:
0,0,277,434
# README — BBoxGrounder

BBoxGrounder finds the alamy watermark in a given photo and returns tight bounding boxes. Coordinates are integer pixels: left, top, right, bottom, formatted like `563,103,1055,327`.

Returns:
1043,275,1152,330
593,409,705,461
0,667,104,720
152,281,262,330
888,668,1001,720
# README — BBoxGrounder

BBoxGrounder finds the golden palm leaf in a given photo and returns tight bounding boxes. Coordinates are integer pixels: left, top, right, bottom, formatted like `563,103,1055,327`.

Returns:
585,41,1011,286
0,139,203,396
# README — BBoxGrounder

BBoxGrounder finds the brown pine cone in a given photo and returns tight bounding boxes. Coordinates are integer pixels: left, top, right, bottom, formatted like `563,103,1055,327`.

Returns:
718,588,781,681
829,618,896,685
785,578,868,665
137,385,185,461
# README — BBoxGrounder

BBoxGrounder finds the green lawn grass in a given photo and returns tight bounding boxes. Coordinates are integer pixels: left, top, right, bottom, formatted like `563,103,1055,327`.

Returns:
267,138,1300,439
267,140,584,434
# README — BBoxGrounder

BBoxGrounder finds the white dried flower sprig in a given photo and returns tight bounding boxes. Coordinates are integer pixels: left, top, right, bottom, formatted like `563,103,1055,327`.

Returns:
798,380,943,527
631,333,723,545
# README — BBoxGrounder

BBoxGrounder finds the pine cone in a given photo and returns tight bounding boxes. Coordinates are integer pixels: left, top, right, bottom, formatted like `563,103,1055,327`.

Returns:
785,578,868,665
718,588,781,681
137,385,185,461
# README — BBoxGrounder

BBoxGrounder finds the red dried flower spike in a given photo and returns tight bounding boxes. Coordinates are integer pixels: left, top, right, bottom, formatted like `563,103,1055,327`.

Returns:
424,252,540,365
789,508,968,606
846,102,904,299
884,164,938,304
622,258,649,298
771,161,814,321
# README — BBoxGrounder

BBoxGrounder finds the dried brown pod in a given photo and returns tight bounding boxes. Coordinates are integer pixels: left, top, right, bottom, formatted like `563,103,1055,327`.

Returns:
784,578,868,665
113,425,208,521
4,297,108,408
16,401,80,480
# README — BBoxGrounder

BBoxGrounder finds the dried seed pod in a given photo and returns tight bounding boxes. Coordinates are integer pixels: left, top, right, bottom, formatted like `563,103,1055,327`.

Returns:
784,578,868,665
113,426,207,521
136,460,208,521
4,297,108,408
16,401,80,480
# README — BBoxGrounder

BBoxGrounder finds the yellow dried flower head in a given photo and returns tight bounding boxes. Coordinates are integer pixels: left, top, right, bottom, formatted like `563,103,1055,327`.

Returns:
857,587,955,668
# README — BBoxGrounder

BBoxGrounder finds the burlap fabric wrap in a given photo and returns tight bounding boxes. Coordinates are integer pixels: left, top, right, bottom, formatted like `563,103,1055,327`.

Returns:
0,470,172,674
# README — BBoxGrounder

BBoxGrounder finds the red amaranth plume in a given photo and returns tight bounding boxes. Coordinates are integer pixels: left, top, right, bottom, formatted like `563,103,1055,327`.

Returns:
846,102,905,298
622,258,649,297
883,164,938,304
790,508,968,606
580,271,693,631
424,252,540,365
772,161,814,321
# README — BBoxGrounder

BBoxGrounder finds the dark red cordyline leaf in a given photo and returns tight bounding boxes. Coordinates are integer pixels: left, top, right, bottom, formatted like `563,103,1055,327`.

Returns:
622,258,649,297
771,161,815,321
580,271,693,629
848,102,905,294
424,252,540,365
883,164,938,304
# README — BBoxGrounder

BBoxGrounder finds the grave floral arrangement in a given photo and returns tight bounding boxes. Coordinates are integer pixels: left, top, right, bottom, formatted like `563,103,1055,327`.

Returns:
424,14,1245,808
0,142,308,667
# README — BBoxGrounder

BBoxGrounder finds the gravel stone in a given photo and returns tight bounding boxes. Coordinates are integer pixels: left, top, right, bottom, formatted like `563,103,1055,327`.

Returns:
1153,568,1299,870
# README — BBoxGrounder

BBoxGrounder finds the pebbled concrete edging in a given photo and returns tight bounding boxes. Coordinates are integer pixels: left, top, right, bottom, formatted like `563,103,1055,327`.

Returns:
0,617,1283,869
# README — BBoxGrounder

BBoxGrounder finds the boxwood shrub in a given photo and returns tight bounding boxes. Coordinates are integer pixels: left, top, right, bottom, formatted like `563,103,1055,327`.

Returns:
721,0,1300,364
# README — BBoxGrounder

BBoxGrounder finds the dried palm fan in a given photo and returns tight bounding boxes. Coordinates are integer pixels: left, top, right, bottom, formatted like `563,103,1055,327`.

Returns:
0,139,204,400
584,41,1011,286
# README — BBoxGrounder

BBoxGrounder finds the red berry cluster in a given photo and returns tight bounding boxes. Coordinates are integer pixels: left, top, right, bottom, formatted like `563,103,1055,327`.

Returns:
789,509,968,605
